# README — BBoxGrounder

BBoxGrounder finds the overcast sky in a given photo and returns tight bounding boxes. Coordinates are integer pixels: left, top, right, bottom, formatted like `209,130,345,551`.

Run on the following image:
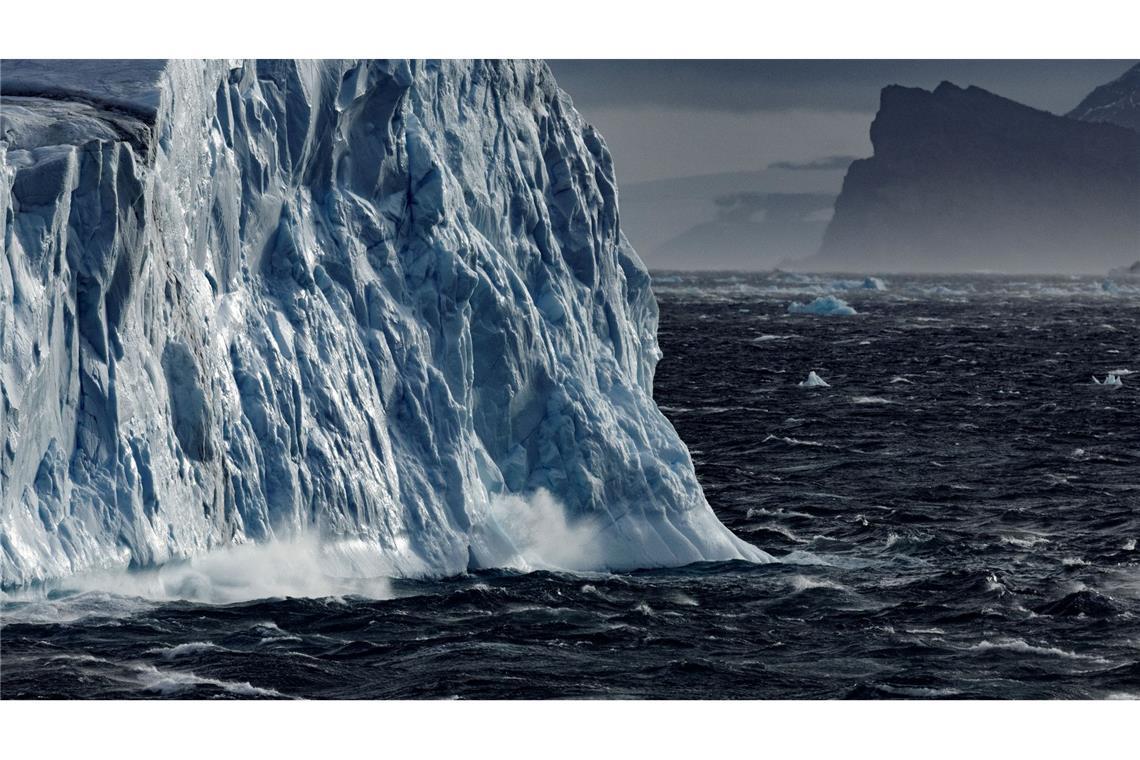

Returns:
547,60,1136,184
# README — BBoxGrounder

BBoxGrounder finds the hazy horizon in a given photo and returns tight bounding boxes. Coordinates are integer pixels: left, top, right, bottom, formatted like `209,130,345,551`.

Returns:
548,60,1139,274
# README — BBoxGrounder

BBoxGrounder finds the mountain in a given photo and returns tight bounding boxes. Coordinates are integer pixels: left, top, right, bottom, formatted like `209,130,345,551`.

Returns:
1067,62,1140,132
0,60,767,587
805,82,1140,273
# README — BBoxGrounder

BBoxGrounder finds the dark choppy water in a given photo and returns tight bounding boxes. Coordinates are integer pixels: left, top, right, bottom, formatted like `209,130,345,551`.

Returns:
3,272,1138,699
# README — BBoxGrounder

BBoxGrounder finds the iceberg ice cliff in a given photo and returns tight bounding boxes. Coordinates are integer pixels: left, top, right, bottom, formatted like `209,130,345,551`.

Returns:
1,59,767,587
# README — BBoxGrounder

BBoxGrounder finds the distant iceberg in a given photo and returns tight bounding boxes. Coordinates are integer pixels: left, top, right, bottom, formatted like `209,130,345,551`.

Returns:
1092,373,1125,386
787,295,857,316
860,277,888,290
799,371,831,387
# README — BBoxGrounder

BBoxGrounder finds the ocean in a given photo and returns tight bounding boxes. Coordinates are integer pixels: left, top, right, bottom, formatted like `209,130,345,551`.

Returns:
2,271,1138,699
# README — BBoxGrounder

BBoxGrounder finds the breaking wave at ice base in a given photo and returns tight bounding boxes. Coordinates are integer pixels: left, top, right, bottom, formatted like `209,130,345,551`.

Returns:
5,488,764,609
4,536,395,607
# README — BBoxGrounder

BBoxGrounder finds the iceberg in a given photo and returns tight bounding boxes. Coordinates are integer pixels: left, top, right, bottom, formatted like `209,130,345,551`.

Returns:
1,59,769,588
1092,373,1124,386
860,276,887,290
798,371,831,387
787,295,858,316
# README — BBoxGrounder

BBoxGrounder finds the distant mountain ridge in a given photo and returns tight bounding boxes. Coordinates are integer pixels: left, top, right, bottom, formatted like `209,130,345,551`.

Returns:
1067,62,1140,132
805,80,1140,273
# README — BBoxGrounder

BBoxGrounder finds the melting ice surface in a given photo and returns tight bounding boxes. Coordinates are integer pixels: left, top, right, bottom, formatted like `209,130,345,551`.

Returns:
1,59,767,593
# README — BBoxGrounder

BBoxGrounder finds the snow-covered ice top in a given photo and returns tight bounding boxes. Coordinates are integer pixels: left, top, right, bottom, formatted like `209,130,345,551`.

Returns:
1,59,768,587
787,295,858,316
1,59,166,119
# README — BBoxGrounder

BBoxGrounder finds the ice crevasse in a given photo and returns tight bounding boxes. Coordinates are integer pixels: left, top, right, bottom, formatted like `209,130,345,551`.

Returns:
0,59,769,587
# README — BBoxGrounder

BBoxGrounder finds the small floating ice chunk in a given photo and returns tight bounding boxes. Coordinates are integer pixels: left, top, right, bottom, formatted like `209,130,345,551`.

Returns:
890,376,914,384
799,371,830,387
787,295,857,316
1094,373,1124,386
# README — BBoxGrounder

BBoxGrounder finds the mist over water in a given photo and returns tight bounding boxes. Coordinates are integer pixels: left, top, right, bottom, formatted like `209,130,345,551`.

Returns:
2,271,1138,698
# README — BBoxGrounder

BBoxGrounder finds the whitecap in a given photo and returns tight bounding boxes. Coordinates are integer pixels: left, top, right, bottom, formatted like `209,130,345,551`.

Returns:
145,641,227,660
135,664,286,697
762,434,824,447
788,575,849,592
999,534,1051,549
969,638,1107,663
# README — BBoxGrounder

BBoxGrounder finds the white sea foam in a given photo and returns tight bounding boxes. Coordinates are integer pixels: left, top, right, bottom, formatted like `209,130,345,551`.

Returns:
851,396,893,405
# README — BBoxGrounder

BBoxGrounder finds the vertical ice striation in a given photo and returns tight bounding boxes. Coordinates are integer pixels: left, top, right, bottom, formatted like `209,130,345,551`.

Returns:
1,60,767,587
